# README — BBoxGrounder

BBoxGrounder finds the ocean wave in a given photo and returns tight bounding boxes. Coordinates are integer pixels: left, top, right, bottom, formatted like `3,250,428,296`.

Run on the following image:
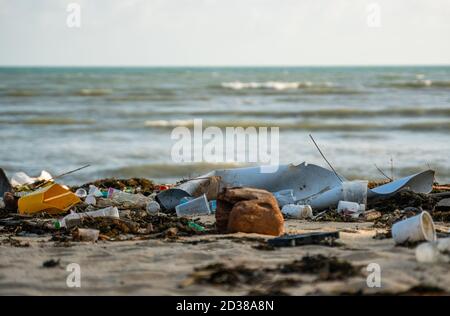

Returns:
220,81,319,90
144,119,450,132
140,107,450,119
144,119,195,127
144,119,379,131
382,80,450,89
17,118,95,125
218,81,363,95
5,90,37,97
75,88,113,96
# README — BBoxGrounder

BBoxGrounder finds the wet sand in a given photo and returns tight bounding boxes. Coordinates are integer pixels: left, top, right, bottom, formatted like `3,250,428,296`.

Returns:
1,217,449,296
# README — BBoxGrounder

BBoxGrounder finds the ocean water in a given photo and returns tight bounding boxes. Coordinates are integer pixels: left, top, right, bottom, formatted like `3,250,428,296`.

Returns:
0,66,449,185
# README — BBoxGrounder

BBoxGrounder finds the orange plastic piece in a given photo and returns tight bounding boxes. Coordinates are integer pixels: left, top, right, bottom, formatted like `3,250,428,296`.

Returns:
18,183,81,215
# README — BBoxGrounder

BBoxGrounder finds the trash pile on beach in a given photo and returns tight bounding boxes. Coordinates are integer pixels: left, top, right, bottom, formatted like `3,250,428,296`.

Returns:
1,162,450,262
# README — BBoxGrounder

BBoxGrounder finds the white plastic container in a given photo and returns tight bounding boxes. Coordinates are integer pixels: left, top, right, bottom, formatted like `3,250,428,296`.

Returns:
57,206,120,228
392,211,436,244
175,194,211,217
281,204,313,219
337,201,360,214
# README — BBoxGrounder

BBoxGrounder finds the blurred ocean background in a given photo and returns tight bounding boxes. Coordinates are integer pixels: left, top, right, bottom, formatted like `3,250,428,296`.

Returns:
0,66,449,185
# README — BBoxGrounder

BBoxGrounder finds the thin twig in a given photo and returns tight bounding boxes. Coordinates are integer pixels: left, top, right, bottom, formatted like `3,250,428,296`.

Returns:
309,134,343,183
53,164,91,180
374,164,393,181
35,164,91,188
390,157,394,181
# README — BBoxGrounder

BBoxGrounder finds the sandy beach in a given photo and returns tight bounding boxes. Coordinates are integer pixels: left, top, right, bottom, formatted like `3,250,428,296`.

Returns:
1,216,449,296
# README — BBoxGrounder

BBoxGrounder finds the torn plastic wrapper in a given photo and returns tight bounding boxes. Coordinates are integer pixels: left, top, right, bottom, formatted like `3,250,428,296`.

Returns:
11,170,52,188
157,162,435,211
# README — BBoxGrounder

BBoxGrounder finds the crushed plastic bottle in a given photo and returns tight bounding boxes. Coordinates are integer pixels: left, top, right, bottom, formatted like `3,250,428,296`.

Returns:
107,188,149,207
55,206,120,229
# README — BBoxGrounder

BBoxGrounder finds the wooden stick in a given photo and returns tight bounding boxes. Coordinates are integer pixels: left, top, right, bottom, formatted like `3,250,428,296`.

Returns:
309,134,343,183
374,164,393,181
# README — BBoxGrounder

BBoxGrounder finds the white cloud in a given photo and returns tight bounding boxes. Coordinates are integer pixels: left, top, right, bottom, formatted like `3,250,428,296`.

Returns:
0,0,449,65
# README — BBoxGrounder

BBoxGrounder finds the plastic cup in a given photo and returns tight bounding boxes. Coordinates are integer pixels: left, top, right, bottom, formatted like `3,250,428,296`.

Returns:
337,201,360,214
342,180,368,205
392,211,436,244
175,194,211,217
76,228,99,242
75,188,87,198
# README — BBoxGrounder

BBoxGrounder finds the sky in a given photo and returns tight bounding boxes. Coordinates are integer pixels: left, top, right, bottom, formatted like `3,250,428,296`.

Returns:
0,0,449,66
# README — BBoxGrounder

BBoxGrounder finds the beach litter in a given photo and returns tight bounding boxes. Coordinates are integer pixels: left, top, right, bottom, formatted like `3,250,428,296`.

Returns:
55,206,120,228
18,183,81,215
392,211,436,245
281,204,313,219
72,228,100,242
268,231,340,247
175,194,211,217
160,162,435,211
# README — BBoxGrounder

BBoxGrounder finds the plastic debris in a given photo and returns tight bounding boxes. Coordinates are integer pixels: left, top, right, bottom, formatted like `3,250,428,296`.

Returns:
187,221,205,232
73,228,99,242
107,188,149,208
392,211,436,244
273,189,296,208
164,162,435,211
268,231,340,247
88,185,103,197
85,195,96,205
55,206,120,228
11,170,52,188
18,183,81,215
75,188,87,198
337,201,360,214
281,204,313,219
209,200,217,213
156,188,192,212
175,194,211,217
